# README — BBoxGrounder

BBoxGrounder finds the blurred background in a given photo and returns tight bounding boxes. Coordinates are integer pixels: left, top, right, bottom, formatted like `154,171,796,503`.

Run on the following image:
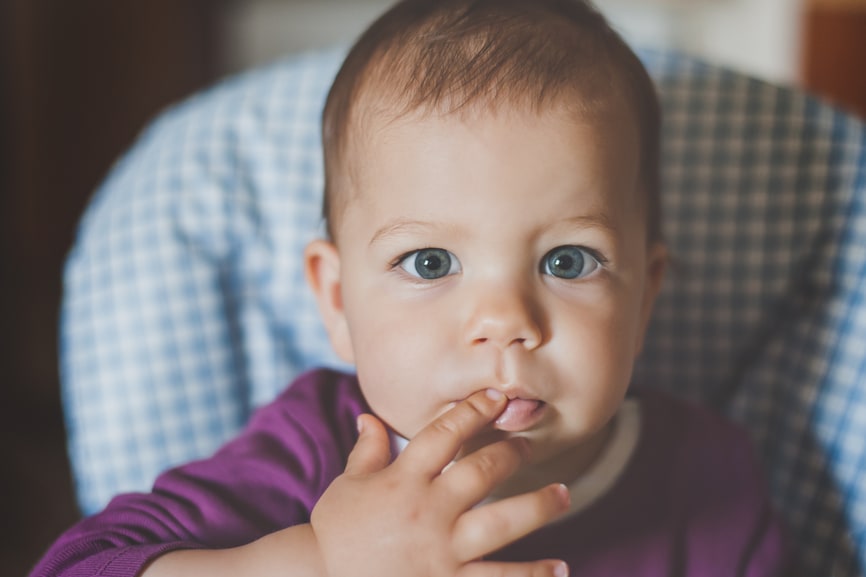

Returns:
2,0,864,573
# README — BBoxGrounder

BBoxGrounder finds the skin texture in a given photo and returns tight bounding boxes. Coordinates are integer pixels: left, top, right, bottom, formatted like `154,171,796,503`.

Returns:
145,104,666,577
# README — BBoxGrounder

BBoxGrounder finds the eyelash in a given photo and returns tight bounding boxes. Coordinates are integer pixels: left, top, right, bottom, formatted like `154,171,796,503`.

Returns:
389,248,437,271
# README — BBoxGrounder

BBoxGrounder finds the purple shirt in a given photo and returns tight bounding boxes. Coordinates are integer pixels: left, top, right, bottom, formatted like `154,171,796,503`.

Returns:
30,369,789,576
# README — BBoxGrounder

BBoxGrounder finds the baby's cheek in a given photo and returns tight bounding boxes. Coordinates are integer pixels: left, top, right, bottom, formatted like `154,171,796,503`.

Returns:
358,376,426,438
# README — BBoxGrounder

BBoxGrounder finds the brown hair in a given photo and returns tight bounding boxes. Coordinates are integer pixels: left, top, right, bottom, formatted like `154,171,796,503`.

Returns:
322,0,662,243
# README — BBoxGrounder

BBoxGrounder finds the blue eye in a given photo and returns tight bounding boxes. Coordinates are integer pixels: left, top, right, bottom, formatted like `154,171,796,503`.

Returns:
542,245,600,279
399,248,461,280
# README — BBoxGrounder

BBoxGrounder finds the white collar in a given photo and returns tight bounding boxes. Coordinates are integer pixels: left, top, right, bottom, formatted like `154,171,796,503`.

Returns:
561,398,641,517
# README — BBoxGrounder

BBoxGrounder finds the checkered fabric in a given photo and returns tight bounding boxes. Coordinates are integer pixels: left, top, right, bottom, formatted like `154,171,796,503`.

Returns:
61,47,866,575
635,50,866,575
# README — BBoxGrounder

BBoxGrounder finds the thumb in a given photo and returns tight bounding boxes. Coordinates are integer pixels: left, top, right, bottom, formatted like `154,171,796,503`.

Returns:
344,413,392,476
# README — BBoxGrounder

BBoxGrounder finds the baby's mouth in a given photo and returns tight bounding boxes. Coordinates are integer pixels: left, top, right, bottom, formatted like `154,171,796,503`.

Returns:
494,398,547,432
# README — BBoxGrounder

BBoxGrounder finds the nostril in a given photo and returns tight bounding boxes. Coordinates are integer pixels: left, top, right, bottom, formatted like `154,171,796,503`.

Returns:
472,336,533,348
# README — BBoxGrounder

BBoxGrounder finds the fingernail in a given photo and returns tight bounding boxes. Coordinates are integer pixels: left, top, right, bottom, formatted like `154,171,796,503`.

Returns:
485,388,504,401
554,561,569,577
356,415,366,434
555,483,571,508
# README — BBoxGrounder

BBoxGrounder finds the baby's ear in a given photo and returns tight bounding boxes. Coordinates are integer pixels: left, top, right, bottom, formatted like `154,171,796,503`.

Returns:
635,241,669,355
304,239,355,363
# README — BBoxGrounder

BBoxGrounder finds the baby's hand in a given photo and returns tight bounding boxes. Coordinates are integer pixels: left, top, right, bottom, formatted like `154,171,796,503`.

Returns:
310,389,571,577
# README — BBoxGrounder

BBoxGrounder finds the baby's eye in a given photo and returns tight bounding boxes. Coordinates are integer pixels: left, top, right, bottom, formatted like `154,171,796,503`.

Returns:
398,248,462,280
542,245,600,279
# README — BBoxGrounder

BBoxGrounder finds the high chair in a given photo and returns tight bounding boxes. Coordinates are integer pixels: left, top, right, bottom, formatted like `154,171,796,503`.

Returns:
60,47,866,575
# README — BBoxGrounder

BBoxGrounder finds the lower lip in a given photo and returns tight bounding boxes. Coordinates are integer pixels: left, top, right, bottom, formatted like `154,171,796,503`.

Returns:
494,399,547,432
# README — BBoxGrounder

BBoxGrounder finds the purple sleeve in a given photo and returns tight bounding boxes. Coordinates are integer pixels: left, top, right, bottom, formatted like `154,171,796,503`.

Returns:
29,369,367,577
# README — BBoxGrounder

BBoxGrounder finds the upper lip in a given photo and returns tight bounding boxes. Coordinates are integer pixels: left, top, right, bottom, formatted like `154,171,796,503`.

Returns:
495,383,543,402
451,386,542,405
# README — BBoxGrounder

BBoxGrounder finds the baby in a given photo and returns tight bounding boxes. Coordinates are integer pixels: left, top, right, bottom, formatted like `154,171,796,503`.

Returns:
31,1,789,576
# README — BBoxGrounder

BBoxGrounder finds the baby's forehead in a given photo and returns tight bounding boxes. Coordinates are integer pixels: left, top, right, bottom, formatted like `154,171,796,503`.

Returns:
328,89,648,242
347,101,642,200
346,94,639,176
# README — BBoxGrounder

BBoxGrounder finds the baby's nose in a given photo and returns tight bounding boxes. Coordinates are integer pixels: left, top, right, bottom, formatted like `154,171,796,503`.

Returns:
464,287,543,350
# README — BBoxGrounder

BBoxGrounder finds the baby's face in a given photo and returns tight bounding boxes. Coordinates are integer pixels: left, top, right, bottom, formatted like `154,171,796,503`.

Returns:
310,105,665,482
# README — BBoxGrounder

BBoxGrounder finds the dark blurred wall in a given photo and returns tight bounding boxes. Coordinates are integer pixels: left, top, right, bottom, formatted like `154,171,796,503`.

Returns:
0,1,224,573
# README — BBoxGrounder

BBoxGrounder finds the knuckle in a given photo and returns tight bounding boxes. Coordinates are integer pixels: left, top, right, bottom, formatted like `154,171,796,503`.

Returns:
431,416,462,438
464,392,495,417
453,454,500,497
493,440,525,470
476,507,513,541
456,518,487,552
473,451,500,480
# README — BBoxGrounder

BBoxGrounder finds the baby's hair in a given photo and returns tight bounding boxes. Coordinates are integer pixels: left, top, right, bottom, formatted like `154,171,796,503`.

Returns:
322,0,661,244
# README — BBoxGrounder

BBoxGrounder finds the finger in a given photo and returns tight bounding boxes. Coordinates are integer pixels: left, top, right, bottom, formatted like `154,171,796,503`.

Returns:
400,389,507,477
453,483,570,562
344,413,392,476
458,560,569,577
437,437,528,509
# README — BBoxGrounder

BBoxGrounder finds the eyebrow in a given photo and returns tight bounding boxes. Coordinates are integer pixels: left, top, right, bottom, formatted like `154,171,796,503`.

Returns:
369,219,452,247
370,213,618,246
554,213,619,235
